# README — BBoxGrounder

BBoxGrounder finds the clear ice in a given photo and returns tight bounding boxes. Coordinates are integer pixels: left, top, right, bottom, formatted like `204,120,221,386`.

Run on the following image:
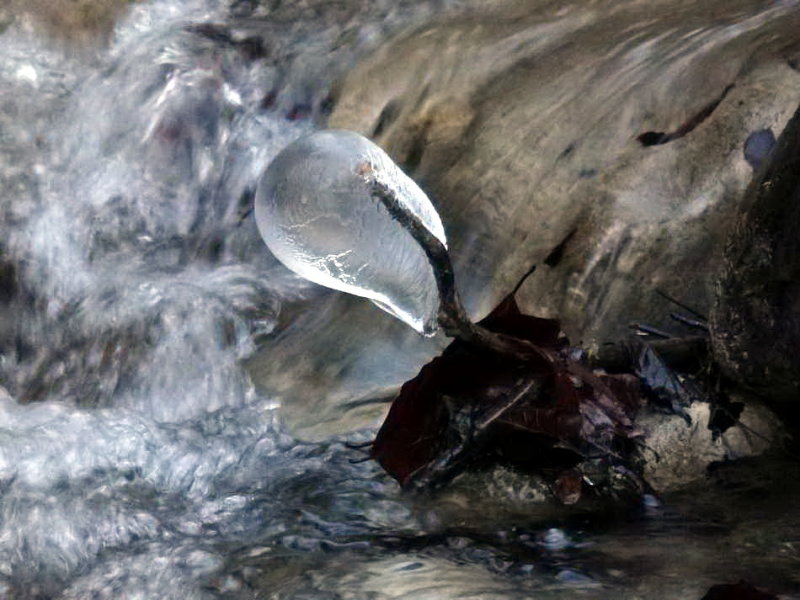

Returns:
255,130,447,335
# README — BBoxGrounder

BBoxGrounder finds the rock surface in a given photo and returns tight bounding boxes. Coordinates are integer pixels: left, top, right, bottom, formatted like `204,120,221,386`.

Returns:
0,0,134,45
637,400,783,491
329,0,800,341
250,0,800,438
434,398,784,506
711,102,800,404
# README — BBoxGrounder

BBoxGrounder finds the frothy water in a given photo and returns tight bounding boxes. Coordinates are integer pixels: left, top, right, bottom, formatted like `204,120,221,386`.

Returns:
0,0,440,596
1,0,800,598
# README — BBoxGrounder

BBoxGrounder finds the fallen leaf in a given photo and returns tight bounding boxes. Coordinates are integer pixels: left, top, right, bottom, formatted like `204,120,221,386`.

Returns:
371,293,646,492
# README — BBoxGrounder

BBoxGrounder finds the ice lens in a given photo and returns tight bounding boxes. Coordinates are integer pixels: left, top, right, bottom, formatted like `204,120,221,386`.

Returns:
255,130,446,335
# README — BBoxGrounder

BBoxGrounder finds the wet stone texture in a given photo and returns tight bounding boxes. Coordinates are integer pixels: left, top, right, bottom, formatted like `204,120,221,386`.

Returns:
636,401,783,492
250,0,800,438
0,0,135,46
328,0,800,341
712,102,800,405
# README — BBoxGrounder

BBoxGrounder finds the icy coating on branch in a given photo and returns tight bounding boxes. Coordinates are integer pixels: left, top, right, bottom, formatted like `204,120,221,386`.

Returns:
255,130,447,335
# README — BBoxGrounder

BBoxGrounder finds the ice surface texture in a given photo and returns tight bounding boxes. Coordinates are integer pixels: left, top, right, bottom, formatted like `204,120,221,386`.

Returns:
255,130,447,335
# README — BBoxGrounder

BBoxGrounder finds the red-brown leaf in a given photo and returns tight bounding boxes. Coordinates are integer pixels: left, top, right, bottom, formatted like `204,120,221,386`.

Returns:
371,293,644,489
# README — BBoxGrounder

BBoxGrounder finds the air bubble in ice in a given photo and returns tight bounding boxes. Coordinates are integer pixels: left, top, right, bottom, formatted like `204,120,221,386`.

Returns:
255,130,446,335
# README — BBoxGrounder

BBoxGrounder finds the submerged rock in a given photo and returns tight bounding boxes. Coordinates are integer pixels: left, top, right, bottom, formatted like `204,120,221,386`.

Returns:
432,397,784,510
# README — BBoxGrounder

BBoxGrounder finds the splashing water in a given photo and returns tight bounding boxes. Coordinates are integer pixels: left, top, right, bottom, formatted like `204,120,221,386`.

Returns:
0,0,449,596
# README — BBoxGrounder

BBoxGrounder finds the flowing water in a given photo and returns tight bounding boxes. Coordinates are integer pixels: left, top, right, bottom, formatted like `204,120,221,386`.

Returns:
0,0,799,598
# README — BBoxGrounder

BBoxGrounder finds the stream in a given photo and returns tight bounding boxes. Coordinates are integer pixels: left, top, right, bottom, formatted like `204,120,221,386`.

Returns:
0,0,799,598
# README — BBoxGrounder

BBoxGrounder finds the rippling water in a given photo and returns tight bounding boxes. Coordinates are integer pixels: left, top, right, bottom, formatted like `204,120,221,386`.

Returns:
0,0,799,597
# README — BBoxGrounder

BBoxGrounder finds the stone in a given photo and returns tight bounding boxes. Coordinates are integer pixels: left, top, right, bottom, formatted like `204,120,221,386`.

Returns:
250,0,800,438
328,0,800,343
433,399,784,507
637,400,783,491
3,0,135,45
711,102,800,404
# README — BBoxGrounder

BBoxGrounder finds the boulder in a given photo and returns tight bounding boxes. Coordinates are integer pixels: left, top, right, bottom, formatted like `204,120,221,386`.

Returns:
711,103,800,404
329,0,800,343
251,0,800,437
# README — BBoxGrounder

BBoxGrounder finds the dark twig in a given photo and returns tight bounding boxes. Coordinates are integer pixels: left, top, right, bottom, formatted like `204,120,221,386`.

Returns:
511,263,537,297
589,336,708,372
655,289,708,321
366,173,556,366
344,440,374,450
407,378,540,490
630,322,673,339
670,312,710,332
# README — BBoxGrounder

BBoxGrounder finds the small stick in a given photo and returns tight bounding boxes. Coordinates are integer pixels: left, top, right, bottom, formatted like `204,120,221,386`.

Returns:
630,323,673,339
670,312,710,332
655,289,708,321
407,378,539,490
510,263,537,297
366,174,556,366
589,336,708,372
344,440,374,450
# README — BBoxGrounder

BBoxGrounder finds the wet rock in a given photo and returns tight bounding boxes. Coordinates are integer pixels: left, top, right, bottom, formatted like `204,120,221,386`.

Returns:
246,292,444,440
320,555,524,599
252,0,800,437
0,251,18,304
4,0,133,45
0,249,20,355
712,103,800,404
434,397,783,509
637,400,783,491
329,1,800,344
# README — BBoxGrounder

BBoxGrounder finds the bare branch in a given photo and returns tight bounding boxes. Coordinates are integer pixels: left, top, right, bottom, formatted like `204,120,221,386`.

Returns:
368,177,556,366
407,378,540,490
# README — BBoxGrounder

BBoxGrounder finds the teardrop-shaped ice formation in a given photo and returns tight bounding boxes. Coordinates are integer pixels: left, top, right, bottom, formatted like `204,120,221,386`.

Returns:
255,130,447,335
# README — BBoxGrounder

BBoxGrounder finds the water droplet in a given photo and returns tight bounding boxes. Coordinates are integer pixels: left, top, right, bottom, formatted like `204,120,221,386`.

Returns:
255,130,446,335
540,527,571,550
